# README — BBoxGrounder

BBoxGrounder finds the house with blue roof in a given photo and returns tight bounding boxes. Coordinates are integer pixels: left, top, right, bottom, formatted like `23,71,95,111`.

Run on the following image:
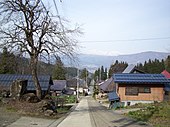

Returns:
0,74,53,96
113,73,170,106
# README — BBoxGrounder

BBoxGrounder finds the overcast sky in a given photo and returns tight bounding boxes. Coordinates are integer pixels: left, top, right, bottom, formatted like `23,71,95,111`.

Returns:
51,0,170,56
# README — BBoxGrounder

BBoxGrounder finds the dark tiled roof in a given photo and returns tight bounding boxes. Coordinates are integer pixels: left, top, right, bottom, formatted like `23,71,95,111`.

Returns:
113,74,170,84
67,78,85,88
50,80,66,91
0,74,53,90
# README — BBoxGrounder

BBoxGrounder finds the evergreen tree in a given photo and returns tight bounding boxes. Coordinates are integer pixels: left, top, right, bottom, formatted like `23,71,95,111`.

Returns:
80,68,88,80
52,57,66,80
165,55,170,72
0,47,17,74
108,60,128,77
94,69,99,82
101,66,105,80
104,67,108,80
136,59,165,73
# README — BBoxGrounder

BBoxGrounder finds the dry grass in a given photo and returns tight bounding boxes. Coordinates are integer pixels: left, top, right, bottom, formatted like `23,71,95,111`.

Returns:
127,101,170,127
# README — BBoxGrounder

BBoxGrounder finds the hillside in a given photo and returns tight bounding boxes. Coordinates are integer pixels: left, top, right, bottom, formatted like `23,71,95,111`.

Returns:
76,51,170,71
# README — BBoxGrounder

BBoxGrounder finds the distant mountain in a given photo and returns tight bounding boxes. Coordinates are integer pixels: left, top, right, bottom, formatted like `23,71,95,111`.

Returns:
76,51,170,72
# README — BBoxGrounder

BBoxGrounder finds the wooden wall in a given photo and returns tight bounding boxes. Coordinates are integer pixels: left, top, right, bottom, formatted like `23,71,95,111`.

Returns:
118,84,164,102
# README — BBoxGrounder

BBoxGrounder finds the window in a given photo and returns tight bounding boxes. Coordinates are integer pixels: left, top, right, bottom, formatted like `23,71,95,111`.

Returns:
138,87,151,93
125,87,138,95
127,102,131,106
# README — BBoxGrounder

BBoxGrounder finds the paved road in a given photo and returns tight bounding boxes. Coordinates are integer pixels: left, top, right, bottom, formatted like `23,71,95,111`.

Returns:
87,97,149,127
6,97,150,127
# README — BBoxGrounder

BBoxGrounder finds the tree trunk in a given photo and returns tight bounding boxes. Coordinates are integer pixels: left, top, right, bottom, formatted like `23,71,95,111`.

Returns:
30,55,42,99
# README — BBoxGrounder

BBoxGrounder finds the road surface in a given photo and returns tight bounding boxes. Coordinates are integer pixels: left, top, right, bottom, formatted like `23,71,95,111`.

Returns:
87,97,149,127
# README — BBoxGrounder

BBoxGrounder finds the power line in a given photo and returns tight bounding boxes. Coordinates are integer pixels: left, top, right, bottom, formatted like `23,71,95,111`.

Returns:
80,37,170,43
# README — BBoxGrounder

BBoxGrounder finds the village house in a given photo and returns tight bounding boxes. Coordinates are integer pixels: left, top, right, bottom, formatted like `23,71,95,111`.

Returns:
122,64,145,74
99,77,115,93
113,73,170,106
50,80,74,96
0,74,53,97
99,64,145,98
161,70,170,100
50,80,67,96
67,78,88,95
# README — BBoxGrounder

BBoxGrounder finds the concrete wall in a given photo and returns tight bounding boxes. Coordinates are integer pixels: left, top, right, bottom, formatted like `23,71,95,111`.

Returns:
122,100,155,106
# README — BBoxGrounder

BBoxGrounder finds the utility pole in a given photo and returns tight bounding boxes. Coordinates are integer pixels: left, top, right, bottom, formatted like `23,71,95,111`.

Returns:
76,68,79,102
86,69,88,87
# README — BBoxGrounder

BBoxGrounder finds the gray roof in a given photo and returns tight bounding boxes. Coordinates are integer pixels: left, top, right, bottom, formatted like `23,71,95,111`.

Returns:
122,64,145,74
113,74,170,84
50,80,66,91
0,74,53,91
122,64,136,73
67,78,85,88
99,78,115,92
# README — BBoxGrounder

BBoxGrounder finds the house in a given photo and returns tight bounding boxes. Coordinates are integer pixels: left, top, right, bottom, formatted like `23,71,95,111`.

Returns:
99,65,144,94
161,70,170,79
161,70,170,100
50,80,74,96
67,78,87,94
50,80,67,96
113,73,170,106
122,64,145,74
0,74,53,96
99,77,115,93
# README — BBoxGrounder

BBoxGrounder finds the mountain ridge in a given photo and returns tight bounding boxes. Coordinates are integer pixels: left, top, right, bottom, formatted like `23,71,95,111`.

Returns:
75,51,170,72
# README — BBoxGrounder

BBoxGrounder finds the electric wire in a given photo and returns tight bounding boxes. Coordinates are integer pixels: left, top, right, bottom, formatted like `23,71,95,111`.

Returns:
80,37,170,43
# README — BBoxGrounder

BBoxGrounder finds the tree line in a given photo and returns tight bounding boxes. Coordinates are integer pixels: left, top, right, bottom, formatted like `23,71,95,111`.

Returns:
93,55,170,82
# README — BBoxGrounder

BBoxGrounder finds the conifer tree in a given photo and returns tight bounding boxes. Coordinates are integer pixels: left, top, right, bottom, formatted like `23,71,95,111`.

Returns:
165,55,170,72
53,57,66,80
0,47,17,74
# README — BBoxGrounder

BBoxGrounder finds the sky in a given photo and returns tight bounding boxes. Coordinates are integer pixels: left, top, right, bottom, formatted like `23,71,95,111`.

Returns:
51,0,170,56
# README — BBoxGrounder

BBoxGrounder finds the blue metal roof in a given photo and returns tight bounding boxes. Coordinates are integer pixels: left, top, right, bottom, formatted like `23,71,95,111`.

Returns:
0,74,53,90
113,74,170,84
108,91,119,101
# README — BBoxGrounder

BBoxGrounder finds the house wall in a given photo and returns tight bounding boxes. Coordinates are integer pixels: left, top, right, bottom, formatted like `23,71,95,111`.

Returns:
118,84,164,106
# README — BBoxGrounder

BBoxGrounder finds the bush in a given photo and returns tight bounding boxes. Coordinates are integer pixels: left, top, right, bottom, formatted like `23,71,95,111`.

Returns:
65,95,76,103
51,95,76,104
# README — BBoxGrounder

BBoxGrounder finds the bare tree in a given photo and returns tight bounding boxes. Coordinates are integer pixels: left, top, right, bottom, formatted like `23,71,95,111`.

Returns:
0,0,80,99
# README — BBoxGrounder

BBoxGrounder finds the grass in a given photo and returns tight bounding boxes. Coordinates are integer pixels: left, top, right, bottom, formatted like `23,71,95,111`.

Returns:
51,95,76,104
6,106,18,112
57,105,72,114
127,102,170,126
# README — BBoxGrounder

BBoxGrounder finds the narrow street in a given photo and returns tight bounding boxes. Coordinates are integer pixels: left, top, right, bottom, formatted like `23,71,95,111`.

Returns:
87,96,148,127
7,97,150,127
